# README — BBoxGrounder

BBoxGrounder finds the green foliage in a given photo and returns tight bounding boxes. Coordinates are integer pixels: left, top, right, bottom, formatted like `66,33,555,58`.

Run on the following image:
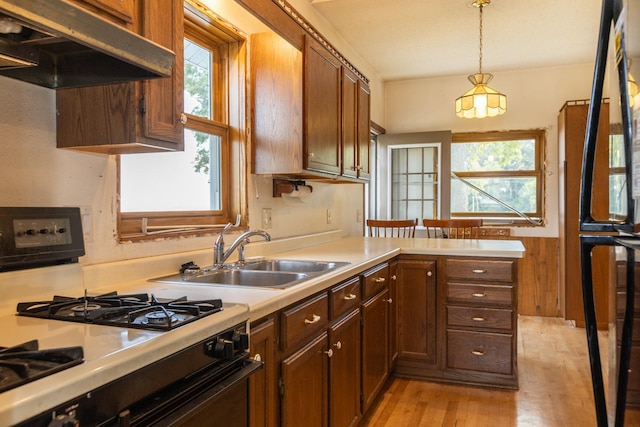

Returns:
185,59,211,174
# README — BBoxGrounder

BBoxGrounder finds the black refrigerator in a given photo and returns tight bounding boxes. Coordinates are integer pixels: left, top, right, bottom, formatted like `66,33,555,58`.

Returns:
580,0,639,426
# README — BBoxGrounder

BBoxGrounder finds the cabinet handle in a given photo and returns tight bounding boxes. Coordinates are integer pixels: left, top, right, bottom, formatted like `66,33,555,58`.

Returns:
384,298,393,304
180,113,188,125
472,269,487,274
471,349,486,356
253,353,262,362
471,316,486,322
333,341,342,350
427,271,433,277
304,314,321,324
391,274,397,280
374,277,386,283
325,349,334,358
471,292,486,298
344,293,357,301
309,152,315,158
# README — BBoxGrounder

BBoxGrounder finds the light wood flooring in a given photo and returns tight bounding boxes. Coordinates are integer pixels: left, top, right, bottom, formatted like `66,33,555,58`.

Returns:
362,316,640,427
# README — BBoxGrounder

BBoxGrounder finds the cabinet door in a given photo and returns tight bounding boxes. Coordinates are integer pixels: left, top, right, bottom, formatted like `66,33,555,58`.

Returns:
357,80,371,179
397,259,437,365
140,0,184,146
304,37,341,175
329,309,361,427
361,288,389,413
281,333,329,427
249,318,278,427
341,68,358,178
74,0,135,25
388,261,398,366
56,0,183,153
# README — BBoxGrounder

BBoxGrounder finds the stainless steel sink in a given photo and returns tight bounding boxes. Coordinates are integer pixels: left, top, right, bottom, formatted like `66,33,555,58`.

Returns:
149,259,350,289
239,259,349,273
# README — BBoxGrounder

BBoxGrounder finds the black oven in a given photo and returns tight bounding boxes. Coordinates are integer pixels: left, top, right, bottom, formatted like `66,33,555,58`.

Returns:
17,323,261,427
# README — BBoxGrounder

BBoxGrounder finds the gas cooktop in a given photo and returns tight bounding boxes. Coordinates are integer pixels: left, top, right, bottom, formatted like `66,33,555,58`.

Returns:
0,340,83,393
16,291,224,331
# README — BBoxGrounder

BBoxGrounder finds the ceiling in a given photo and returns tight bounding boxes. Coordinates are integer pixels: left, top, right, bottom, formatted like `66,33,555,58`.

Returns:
305,0,639,82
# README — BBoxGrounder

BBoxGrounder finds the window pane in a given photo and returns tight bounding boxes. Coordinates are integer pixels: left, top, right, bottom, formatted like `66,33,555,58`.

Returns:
120,131,222,212
451,177,537,214
184,38,212,119
610,173,627,216
451,140,535,172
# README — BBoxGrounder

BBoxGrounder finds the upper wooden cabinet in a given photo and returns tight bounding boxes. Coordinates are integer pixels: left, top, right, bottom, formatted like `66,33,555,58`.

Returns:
56,0,184,154
250,33,371,181
71,0,135,26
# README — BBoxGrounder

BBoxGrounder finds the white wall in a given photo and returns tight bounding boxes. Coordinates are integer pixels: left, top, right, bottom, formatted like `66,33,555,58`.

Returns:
384,63,604,238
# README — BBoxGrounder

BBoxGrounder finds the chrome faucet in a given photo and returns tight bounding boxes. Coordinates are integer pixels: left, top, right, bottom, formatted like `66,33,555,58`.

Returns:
214,223,271,267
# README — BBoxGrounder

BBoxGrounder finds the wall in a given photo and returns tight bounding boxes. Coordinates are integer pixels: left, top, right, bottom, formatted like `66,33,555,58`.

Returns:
384,63,606,238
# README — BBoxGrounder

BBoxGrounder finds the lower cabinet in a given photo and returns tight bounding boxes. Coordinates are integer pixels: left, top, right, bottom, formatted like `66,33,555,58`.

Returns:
329,309,361,427
396,258,438,376
249,317,278,427
281,333,329,427
361,288,389,413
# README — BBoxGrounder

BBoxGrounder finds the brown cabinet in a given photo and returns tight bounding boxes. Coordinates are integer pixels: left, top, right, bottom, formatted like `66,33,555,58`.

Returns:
395,258,439,377
250,32,370,181
72,0,135,26
281,332,329,427
249,317,278,427
361,263,390,413
56,0,184,153
280,293,328,352
558,100,610,327
444,257,518,389
329,309,361,427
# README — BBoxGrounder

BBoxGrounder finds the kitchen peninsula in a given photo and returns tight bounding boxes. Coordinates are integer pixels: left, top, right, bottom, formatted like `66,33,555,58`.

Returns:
0,233,524,426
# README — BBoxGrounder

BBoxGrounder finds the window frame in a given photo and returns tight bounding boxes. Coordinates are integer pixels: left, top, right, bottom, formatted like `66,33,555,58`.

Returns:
450,129,546,224
117,2,245,241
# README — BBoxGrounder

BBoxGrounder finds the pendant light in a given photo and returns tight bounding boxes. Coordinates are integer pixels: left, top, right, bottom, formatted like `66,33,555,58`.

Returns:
455,0,507,118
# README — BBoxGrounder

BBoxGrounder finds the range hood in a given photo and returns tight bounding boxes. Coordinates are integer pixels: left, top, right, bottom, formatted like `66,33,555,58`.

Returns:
0,0,175,89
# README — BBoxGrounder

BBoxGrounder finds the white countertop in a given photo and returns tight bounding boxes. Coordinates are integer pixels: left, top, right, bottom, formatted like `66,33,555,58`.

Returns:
0,235,524,425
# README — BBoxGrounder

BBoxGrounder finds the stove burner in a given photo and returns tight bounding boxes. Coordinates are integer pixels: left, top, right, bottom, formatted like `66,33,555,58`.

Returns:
16,292,224,331
144,309,177,325
70,303,102,317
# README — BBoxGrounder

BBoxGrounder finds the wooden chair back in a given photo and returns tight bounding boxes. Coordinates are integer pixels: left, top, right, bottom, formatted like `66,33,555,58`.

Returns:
422,219,483,239
366,219,418,238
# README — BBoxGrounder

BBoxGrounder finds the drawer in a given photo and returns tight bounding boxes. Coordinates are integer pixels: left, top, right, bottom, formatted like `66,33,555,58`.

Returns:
447,329,513,375
447,283,513,306
446,259,514,283
330,276,361,320
281,293,329,351
447,306,512,331
362,263,389,299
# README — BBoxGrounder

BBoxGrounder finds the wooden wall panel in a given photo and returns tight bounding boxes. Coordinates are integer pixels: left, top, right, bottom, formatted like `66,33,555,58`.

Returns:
513,236,559,317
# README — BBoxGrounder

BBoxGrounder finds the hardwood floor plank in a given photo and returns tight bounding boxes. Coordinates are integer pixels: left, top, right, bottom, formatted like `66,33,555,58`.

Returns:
362,316,640,426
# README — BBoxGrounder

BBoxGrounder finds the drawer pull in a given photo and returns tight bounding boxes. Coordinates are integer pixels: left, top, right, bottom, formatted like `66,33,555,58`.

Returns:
325,349,333,358
304,314,321,324
471,349,486,356
384,298,393,304
333,341,342,350
374,277,386,283
253,353,262,362
344,293,357,301
471,292,486,298
471,316,486,322
472,269,487,274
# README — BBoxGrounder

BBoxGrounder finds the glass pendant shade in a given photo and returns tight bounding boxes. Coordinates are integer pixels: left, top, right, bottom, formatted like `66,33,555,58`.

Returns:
455,73,507,118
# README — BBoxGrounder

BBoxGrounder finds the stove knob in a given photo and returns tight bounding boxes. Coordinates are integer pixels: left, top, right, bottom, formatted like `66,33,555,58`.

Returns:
209,339,234,360
233,332,249,351
48,414,79,427
25,229,37,235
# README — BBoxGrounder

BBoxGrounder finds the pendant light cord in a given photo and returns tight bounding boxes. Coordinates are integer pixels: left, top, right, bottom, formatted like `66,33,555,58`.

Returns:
478,3,484,74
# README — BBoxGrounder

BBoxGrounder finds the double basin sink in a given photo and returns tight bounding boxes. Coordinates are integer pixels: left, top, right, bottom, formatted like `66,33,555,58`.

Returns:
150,259,350,290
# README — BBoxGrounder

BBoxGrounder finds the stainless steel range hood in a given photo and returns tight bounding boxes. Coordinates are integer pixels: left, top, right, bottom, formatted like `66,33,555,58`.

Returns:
0,0,175,89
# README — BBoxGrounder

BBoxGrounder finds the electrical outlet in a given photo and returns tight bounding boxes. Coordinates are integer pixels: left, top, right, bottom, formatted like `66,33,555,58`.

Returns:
262,208,272,229
326,209,332,224
80,205,93,242
356,209,363,223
